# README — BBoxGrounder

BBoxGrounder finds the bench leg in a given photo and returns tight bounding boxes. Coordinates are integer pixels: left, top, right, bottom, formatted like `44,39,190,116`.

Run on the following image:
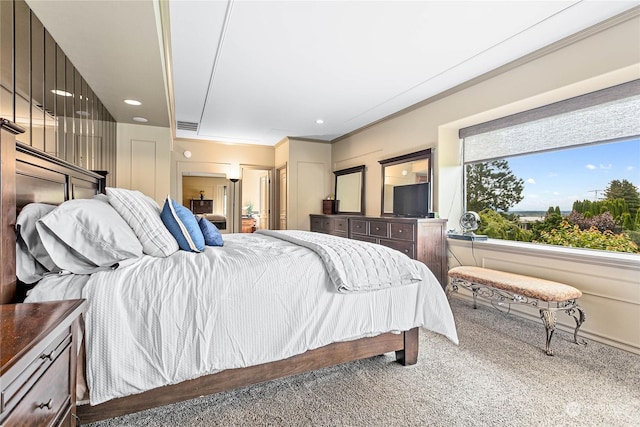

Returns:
564,304,587,347
539,309,557,356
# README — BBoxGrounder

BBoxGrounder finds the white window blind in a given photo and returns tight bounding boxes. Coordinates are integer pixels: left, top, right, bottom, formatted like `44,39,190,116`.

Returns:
461,80,640,163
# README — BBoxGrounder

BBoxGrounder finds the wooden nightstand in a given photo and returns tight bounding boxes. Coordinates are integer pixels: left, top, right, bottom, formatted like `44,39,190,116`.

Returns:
1,300,86,426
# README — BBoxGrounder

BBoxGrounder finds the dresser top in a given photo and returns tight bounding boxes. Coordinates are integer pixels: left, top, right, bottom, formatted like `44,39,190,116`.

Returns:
0,300,86,375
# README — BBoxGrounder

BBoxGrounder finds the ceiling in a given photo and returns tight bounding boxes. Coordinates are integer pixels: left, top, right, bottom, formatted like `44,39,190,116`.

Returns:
27,1,639,147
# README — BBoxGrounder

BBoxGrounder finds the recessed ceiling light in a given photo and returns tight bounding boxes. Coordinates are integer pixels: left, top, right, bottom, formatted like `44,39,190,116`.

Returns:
315,119,324,124
124,99,142,106
132,116,148,123
51,89,72,97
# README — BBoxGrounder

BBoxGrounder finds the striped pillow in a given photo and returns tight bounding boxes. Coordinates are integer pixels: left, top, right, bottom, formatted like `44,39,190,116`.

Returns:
160,196,205,252
106,187,179,257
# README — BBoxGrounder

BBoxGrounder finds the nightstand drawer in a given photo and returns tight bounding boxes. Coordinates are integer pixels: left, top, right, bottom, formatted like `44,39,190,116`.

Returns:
1,330,70,415
3,342,71,427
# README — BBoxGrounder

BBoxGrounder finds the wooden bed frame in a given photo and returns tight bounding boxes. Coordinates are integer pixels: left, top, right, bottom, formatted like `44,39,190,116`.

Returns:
0,129,419,423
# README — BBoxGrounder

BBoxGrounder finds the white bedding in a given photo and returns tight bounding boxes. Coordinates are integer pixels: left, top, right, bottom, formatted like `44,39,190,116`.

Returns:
26,232,458,405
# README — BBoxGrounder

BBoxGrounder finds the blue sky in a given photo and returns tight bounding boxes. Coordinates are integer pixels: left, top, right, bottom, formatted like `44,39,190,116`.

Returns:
507,138,640,212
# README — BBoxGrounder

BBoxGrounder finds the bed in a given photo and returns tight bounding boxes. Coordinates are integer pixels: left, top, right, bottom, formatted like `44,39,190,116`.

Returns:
1,141,458,424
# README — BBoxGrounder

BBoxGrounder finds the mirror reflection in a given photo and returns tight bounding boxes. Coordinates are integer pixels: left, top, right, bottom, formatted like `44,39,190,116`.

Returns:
182,174,228,230
380,149,432,216
334,165,365,215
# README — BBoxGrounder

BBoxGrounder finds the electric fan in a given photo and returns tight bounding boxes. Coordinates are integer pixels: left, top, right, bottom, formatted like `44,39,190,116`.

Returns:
460,211,481,234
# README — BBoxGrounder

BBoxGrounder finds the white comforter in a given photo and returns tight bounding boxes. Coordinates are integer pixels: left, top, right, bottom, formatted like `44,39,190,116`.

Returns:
26,232,458,405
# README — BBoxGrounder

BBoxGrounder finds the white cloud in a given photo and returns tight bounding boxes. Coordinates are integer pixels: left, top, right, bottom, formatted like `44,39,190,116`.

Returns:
599,164,612,170
553,191,560,196
526,178,536,184
585,164,597,170
627,166,635,171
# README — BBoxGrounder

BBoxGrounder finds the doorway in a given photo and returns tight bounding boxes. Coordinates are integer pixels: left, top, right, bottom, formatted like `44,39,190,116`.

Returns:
182,173,228,231
275,164,287,230
240,167,273,233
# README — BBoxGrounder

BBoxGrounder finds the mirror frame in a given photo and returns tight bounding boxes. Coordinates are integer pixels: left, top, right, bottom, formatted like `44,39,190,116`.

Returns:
334,165,365,215
379,149,432,217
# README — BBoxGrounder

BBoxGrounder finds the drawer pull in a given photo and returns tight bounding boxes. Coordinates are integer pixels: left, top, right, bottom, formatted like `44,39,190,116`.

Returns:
375,227,380,231
37,399,53,410
399,229,403,233
40,351,54,361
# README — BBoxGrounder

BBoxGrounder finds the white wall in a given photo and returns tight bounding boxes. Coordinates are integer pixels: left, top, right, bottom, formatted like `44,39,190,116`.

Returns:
331,14,640,353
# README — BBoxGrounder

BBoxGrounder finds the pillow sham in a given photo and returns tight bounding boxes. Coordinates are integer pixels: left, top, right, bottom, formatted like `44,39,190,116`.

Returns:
15,203,58,283
36,197,143,274
198,217,224,247
160,196,205,252
106,187,179,257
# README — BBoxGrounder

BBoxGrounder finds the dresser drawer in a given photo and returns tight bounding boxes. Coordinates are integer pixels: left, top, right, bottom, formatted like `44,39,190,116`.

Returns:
368,221,389,238
350,220,368,235
334,217,348,233
3,342,71,427
390,223,415,241
351,234,377,244
310,216,323,232
380,239,415,258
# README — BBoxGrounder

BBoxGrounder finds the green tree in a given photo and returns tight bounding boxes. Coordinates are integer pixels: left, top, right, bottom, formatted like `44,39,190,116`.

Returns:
477,209,532,242
466,160,524,212
531,207,563,241
605,179,639,214
535,220,639,253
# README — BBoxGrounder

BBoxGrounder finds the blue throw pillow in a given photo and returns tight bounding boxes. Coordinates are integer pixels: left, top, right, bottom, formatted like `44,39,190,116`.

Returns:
160,196,205,252
198,217,224,247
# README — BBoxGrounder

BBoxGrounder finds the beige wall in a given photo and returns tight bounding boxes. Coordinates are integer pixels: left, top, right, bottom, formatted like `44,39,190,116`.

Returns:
331,14,640,353
116,123,172,205
287,139,333,230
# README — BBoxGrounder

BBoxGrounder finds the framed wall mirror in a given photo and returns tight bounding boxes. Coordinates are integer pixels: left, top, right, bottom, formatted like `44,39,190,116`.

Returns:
334,165,365,215
379,149,432,217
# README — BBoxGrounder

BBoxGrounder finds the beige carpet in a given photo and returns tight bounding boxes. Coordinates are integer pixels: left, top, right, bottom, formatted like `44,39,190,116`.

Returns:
85,297,640,427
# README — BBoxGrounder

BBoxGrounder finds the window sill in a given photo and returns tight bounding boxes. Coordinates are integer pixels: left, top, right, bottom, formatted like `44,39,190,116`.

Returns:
447,237,639,270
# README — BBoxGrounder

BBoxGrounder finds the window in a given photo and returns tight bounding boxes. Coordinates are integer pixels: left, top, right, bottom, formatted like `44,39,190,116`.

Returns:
461,80,640,254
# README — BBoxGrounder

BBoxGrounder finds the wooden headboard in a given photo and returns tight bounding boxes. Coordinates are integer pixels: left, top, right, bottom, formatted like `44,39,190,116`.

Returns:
0,132,105,303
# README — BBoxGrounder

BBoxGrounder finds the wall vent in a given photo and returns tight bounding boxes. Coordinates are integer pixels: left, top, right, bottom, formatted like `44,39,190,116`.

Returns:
177,121,199,132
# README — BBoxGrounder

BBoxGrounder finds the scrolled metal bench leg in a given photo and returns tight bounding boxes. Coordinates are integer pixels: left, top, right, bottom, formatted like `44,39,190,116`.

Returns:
471,285,479,309
565,303,587,347
539,309,557,356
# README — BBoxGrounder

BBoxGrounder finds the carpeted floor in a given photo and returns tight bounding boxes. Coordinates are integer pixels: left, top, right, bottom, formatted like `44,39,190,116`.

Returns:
85,297,640,427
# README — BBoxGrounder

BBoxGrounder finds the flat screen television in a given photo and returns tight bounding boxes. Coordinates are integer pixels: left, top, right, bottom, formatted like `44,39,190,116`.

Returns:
393,182,430,218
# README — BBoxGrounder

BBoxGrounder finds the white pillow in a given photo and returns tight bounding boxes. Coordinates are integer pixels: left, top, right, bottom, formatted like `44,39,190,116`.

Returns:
15,203,59,283
36,197,143,274
106,187,179,257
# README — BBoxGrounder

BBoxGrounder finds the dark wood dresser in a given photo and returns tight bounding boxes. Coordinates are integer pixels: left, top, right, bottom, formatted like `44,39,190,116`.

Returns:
309,214,349,238
1,300,86,427
310,214,447,287
190,199,213,214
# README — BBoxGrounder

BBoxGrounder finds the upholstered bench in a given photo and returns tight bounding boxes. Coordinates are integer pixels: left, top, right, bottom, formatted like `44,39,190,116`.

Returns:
447,266,586,356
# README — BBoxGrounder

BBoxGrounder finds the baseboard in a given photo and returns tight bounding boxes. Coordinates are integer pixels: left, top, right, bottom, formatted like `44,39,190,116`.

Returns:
451,293,640,356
